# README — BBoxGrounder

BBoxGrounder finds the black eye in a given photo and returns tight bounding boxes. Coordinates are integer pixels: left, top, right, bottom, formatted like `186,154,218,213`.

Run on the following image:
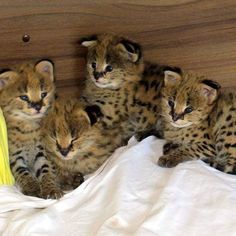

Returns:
106,65,113,72
41,92,47,99
185,106,193,114
168,100,174,108
19,95,29,101
91,62,96,69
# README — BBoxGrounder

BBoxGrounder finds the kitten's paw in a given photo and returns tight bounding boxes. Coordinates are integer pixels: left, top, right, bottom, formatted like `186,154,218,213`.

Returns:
41,187,64,199
163,142,180,155
158,155,180,168
21,179,41,197
72,173,84,189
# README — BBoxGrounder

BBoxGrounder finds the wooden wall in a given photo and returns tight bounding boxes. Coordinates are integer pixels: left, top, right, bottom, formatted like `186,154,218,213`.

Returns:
0,0,235,95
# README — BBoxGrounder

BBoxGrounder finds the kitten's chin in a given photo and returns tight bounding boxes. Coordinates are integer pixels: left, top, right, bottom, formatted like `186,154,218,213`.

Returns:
57,152,75,161
59,153,75,160
13,110,45,120
92,79,120,90
170,122,193,128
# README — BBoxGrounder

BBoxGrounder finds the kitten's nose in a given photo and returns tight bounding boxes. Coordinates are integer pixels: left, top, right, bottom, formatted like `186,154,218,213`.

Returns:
30,102,42,112
60,148,70,157
93,71,103,80
172,113,180,122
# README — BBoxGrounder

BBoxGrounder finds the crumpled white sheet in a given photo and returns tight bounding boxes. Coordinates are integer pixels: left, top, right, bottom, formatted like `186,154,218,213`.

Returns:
1,136,236,236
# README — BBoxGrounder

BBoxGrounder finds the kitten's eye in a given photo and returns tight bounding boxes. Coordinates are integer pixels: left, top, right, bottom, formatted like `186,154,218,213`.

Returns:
19,95,29,102
168,100,175,108
185,106,193,114
106,65,113,72
41,92,47,99
91,62,96,69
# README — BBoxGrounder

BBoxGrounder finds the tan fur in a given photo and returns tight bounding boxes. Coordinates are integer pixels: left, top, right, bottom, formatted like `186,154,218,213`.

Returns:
158,71,236,174
0,61,62,198
84,33,144,89
43,98,128,190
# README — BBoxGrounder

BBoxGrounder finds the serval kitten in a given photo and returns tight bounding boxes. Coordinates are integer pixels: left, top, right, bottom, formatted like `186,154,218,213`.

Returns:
158,70,236,174
80,33,181,140
44,97,129,189
0,60,63,198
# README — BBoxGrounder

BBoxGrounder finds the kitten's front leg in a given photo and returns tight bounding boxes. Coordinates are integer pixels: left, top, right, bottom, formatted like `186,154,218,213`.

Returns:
34,152,63,199
158,142,216,168
10,156,41,197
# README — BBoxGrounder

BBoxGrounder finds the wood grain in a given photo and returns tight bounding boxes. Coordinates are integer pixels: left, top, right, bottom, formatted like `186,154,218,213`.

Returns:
0,0,235,95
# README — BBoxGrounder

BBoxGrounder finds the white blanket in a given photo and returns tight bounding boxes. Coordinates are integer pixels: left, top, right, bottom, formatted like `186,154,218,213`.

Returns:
1,136,236,236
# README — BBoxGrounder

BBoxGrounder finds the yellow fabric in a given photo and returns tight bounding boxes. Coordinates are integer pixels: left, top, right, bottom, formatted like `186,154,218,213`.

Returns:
0,108,14,185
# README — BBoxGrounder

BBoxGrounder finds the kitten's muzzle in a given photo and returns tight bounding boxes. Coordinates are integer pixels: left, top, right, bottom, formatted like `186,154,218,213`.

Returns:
57,143,72,157
60,148,70,157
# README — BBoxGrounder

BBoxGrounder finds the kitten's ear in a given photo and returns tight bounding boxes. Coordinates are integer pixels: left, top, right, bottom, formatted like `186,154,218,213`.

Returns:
85,105,103,125
74,110,92,133
0,70,18,90
201,79,221,90
200,80,221,104
80,35,98,48
35,60,54,81
117,39,142,63
164,70,182,86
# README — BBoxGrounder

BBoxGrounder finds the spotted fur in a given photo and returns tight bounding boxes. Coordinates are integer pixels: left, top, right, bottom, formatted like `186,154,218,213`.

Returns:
0,61,62,198
43,98,128,190
158,70,236,174
81,33,181,140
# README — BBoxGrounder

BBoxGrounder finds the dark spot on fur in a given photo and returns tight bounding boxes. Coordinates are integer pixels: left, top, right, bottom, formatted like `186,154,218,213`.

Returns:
217,111,223,119
226,115,232,121
16,166,29,175
34,152,45,162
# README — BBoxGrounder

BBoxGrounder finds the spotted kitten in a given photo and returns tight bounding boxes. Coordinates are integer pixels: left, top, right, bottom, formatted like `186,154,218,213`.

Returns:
158,70,236,174
80,33,144,131
0,61,62,198
44,97,129,188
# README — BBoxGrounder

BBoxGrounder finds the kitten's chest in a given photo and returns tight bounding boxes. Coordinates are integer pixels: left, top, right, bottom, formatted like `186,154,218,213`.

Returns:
7,120,42,151
164,123,209,144
84,82,129,124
